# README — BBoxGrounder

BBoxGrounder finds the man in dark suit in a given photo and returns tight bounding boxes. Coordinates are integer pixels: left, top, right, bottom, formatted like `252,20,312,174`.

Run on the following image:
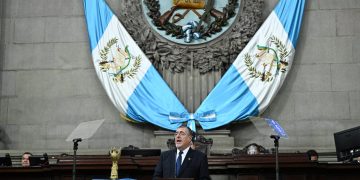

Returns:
153,125,210,180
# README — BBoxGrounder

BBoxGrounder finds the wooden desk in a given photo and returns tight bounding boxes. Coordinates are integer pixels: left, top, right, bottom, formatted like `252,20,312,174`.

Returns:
0,154,359,180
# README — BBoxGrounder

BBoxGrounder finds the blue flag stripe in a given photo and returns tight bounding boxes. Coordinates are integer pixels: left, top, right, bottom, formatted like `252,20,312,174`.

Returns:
126,66,188,131
195,0,305,130
83,0,306,132
84,0,113,51
84,0,188,130
196,65,259,130
274,0,306,48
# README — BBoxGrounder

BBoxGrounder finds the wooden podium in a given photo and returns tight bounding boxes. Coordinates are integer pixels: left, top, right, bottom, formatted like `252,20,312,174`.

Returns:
1,154,360,180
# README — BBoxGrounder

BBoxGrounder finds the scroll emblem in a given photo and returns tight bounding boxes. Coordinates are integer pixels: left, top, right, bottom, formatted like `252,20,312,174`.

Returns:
244,36,290,82
142,0,240,45
98,38,141,83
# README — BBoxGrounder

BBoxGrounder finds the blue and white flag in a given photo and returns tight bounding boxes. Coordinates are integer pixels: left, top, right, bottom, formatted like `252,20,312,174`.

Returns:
83,0,188,130
195,0,306,130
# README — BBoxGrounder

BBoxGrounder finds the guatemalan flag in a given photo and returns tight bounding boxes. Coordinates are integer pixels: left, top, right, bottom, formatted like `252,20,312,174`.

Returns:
83,0,188,130
195,0,306,130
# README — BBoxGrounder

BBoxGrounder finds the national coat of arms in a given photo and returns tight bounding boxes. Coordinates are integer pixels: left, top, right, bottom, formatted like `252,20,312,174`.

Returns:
142,0,240,45
118,0,263,73
244,36,290,82
98,38,141,83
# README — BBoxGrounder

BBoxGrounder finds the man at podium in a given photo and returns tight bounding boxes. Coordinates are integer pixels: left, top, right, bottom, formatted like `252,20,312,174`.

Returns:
153,126,210,180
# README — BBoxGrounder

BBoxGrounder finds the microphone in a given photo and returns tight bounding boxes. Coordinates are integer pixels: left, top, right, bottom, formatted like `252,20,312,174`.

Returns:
270,135,280,140
73,138,82,143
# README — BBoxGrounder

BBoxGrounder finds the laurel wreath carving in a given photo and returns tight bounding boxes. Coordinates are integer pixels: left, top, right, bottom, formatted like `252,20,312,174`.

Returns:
244,53,273,82
269,36,290,71
114,0,264,74
123,56,142,78
98,37,142,82
244,35,290,82
100,38,118,62
244,54,261,78
244,53,274,82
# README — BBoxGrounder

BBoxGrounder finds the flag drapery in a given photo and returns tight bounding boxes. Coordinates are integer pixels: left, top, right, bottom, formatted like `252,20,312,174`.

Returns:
83,0,306,131
83,0,189,130
195,0,306,130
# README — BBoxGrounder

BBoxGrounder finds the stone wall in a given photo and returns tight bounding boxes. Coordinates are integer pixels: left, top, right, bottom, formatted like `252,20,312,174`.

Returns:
231,0,360,152
0,0,6,149
0,0,157,153
0,0,359,154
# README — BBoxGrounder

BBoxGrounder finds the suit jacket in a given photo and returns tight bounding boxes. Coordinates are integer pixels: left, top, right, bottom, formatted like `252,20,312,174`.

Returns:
153,148,210,180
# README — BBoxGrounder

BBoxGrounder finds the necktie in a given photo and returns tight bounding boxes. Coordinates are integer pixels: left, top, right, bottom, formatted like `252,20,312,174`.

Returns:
176,151,183,177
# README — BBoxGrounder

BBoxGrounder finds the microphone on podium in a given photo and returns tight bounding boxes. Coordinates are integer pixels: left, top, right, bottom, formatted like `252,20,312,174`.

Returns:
72,138,82,143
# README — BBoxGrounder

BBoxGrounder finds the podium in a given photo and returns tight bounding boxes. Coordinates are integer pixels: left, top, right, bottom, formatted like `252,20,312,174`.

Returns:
66,119,105,180
249,117,288,180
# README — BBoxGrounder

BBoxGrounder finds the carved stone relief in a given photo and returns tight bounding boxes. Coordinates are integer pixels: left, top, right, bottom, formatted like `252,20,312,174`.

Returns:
115,0,264,74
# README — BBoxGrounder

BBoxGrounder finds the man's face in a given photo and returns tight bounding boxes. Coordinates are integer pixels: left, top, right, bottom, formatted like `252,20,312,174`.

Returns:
22,154,31,167
310,155,318,161
175,127,192,151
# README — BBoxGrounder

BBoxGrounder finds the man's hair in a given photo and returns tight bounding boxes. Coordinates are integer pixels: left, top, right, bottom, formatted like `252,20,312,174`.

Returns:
177,125,195,140
306,149,318,160
22,152,33,157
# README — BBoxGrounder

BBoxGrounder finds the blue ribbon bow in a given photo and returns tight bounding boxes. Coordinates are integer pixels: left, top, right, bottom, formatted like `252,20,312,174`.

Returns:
169,110,216,124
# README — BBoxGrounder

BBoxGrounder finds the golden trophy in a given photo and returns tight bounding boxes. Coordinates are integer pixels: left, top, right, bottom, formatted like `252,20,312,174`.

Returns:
110,147,121,180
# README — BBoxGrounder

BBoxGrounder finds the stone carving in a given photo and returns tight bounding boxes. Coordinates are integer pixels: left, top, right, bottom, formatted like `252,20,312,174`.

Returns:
116,0,264,74
143,0,239,42
232,143,270,156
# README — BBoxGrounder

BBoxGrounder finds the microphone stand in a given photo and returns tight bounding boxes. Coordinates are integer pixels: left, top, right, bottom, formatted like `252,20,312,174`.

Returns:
72,138,82,180
270,135,280,180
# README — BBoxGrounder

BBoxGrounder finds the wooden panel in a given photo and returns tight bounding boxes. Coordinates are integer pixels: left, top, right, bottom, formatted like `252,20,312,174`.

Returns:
237,175,260,180
1,154,360,180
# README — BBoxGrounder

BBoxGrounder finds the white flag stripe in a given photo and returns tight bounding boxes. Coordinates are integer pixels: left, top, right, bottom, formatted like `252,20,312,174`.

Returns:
92,16,152,113
196,0,305,130
84,0,188,128
234,12,295,113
